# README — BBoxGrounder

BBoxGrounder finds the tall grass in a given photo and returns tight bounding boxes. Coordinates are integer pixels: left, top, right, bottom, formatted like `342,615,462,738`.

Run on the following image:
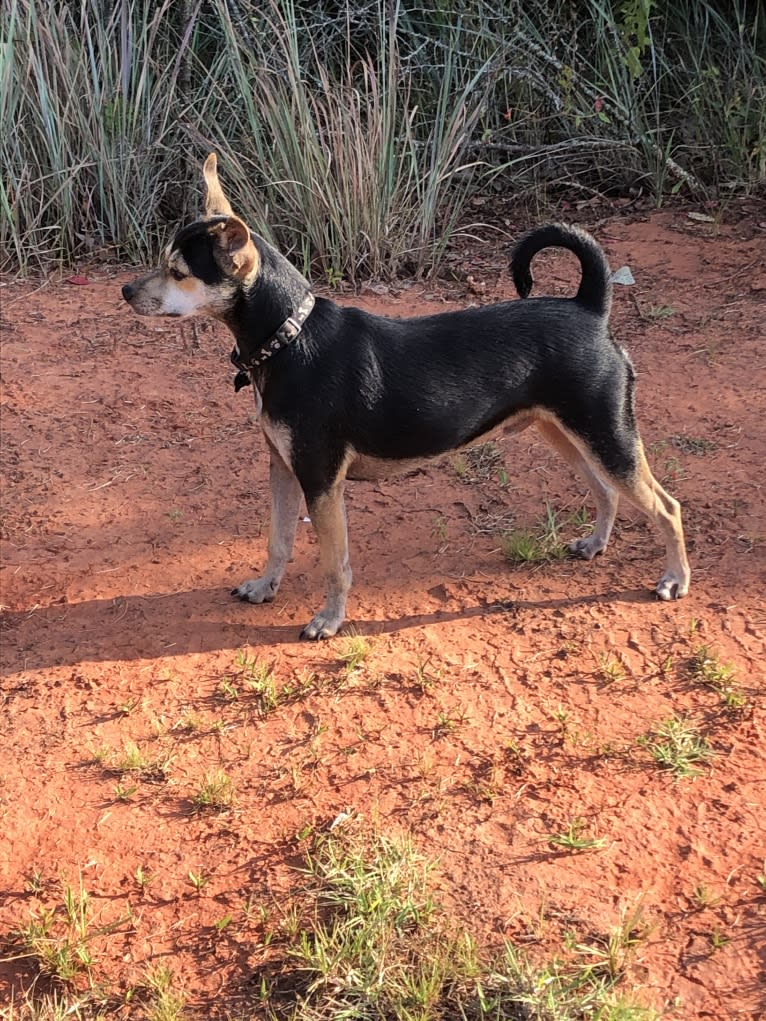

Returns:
197,0,490,281
1,0,764,276
0,0,200,271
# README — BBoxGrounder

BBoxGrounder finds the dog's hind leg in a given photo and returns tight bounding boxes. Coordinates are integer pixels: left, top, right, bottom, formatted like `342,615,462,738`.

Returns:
233,449,302,604
535,417,619,559
612,444,690,600
542,414,689,599
301,482,353,640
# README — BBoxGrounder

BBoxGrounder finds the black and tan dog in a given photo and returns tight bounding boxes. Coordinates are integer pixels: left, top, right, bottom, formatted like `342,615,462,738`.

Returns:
123,154,690,639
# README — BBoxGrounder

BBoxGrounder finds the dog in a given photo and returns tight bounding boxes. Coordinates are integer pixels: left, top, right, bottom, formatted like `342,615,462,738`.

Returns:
122,154,690,639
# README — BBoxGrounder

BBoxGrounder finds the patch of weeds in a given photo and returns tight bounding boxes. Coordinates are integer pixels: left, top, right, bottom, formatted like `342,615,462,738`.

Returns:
288,761,307,794
596,651,626,684
12,878,130,986
571,505,592,531
191,768,234,812
452,441,507,486
573,900,650,980
691,645,746,711
218,676,240,701
551,704,573,745
413,654,441,693
0,989,106,1019
709,927,730,952
25,867,45,894
265,826,656,1020
187,869,209,894
692,884,722,909
640,715,715,779
116,740,150,772
239,652,279,715
295,822,315,843
134,866,153,894
413,749,436,780
430,513,448,543
336,632,372,674
87,741,112,767
95,739,173,783
432,704,468,738
175,710,206,733
502,502,568,563
672,434,717,455
242,893,268,924
463,755,505,804
464,778,502,805
755,862,766,894
548,818,606,852
282,669,321,702
140,963,187,1021
694,339,722,366
220,651,285,715
114,781,138,802
643,303,676,320
647,439,668,458
502,739,528,777
661,455,687,483
658,653,674,677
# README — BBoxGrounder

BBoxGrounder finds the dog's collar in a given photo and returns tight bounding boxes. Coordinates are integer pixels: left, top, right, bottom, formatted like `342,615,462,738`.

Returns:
231,292,315,390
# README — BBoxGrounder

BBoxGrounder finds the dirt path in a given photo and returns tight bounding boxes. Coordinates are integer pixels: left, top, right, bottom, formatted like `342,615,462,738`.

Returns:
1,209,765,1017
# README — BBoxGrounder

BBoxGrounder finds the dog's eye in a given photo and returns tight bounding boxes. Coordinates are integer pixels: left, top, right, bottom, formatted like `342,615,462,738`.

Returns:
169,267,185,282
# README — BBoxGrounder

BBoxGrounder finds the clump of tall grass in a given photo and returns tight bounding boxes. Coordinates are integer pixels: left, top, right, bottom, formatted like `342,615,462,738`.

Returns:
0,0,200,271
200,0,490,282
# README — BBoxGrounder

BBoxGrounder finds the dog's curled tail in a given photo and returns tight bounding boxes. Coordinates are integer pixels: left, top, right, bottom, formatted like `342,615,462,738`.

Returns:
511,223,612,318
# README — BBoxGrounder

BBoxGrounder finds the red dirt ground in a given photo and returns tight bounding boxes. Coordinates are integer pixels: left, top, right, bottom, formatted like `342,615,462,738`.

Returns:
1,208,765,1018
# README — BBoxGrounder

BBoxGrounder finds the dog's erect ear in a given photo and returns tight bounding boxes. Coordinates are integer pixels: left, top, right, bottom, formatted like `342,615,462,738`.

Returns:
202,152,234,218
209,215,259,279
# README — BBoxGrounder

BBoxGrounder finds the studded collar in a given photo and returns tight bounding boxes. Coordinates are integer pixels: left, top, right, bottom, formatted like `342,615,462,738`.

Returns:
231,292,315,390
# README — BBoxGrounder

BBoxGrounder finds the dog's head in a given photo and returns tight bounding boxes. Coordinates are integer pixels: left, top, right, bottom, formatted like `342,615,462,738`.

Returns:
122,154,260,318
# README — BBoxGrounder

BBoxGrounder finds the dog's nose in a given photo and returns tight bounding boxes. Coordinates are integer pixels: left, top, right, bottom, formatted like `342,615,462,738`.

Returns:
122,282,135,302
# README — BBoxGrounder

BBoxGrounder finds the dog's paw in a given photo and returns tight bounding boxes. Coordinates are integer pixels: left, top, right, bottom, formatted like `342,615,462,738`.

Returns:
300,611,344,641
569,535,607,561
231,578,277,604
655,570,690,601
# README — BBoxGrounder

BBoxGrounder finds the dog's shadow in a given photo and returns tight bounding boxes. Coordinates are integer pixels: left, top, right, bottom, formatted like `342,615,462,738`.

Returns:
0,584,654,677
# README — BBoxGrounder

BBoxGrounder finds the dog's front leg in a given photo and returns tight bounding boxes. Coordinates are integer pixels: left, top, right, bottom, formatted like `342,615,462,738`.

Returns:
301,482,352,640
232,448,302,605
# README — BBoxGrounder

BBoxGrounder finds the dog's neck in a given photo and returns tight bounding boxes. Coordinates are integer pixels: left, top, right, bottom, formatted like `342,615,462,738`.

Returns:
223,237,313,359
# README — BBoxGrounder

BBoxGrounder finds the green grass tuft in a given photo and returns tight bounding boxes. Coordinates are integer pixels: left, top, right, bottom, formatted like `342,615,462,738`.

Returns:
641,715,715,779
258,826,656,1019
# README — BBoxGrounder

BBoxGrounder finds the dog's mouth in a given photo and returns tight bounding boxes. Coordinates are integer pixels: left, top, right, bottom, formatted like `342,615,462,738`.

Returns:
123,296,182,318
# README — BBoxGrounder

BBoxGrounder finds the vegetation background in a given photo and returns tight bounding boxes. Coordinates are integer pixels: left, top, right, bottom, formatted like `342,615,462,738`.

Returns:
2,3,765,1020
1,0,764,281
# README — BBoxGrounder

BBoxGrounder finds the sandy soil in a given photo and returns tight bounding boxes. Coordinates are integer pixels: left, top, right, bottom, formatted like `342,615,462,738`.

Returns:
1,207,765,1018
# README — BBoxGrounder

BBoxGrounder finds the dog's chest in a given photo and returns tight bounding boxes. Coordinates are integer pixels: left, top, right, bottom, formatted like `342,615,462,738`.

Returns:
260,413,293,466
